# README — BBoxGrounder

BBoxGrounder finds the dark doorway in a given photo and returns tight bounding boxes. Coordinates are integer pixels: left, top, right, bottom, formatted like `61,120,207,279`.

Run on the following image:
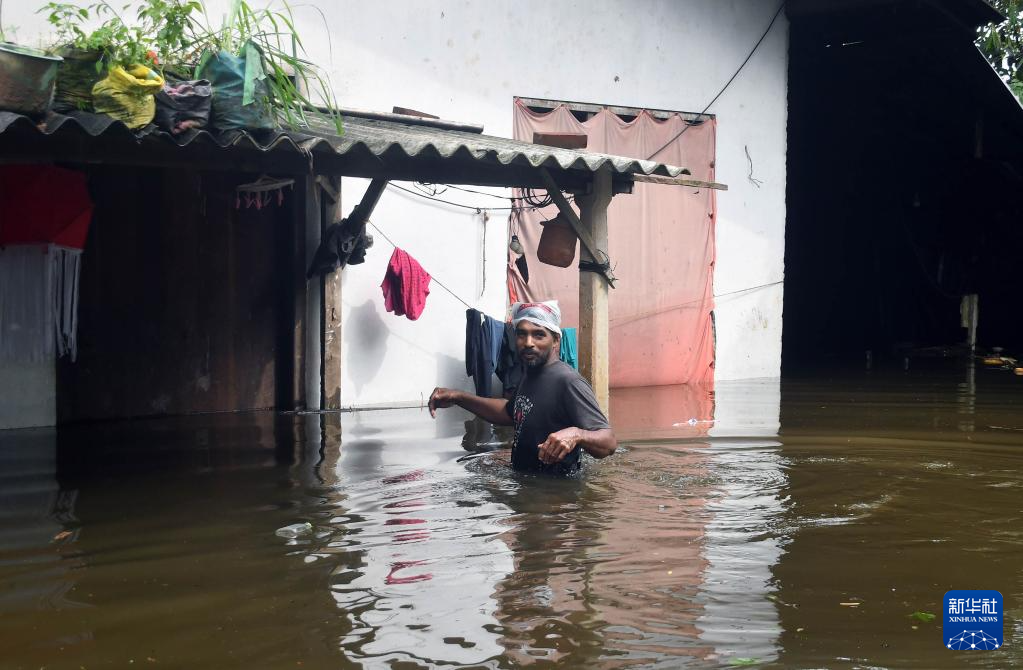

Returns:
56,167,298,422
783,2,1023,373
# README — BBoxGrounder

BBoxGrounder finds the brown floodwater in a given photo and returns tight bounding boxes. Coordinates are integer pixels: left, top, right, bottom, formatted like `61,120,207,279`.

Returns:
1,367,1022,668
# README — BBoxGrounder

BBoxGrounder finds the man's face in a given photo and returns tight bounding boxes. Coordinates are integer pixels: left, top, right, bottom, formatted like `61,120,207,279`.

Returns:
515,321,558,368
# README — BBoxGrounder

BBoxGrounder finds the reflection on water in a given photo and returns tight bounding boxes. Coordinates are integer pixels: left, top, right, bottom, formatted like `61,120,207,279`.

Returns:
0,368,1021,668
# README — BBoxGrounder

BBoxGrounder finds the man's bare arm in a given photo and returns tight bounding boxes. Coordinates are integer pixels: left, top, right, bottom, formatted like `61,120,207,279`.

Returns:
428,387,513,426
538,427,617,464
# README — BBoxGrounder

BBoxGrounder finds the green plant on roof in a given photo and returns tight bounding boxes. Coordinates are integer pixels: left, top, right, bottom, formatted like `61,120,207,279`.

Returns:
186,0,343,133
36,0,342,132
40,2,155,70
138,0,201,64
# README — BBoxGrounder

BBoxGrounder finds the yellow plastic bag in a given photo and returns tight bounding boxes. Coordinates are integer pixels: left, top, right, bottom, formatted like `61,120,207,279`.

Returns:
91,65,165,129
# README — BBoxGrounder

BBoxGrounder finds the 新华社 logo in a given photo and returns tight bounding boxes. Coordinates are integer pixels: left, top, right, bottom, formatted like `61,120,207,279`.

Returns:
943,590,1003,650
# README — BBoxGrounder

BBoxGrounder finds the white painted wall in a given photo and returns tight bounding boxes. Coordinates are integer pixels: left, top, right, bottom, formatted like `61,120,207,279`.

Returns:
12,0,788,407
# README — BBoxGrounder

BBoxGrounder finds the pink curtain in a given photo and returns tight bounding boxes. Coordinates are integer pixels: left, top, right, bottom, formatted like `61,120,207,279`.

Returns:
508,100,716,387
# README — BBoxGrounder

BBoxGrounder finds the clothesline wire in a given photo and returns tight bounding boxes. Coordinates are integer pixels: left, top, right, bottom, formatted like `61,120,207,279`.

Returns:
368,215,782,328
644,0,786,161
367,220,504,320
609,279,784,327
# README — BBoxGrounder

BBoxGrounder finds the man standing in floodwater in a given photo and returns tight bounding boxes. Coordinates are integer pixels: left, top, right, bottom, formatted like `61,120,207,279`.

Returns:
429,300,617,476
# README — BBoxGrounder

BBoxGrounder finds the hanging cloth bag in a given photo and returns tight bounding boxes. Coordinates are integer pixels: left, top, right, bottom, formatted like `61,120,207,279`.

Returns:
196,42,276,132
91,64,165,129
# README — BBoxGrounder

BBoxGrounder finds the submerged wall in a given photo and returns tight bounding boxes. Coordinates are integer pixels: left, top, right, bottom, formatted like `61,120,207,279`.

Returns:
13,0,789,409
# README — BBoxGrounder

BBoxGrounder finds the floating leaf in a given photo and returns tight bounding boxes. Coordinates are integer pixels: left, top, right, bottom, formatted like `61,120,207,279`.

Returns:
728,659,761,667
909,611,936,623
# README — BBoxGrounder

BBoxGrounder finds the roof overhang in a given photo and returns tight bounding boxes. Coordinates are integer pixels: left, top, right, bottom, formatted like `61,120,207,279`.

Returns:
0,109,726,193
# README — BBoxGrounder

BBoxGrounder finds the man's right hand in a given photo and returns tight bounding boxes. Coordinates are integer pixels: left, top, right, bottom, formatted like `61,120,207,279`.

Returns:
428,387,461,418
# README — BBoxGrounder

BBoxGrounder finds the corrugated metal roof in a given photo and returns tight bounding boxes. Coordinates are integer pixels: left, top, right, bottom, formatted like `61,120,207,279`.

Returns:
300,113,692,178
0,109,694,188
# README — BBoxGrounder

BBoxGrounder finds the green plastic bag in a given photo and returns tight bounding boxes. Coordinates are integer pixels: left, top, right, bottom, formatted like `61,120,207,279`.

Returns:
196,42,275,132
91,65,164,129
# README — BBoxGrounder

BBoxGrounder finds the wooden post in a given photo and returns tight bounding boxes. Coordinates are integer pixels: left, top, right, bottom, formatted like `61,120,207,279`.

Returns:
276,174,306,411
961,294,979,352
304,176,322,410
324,177,388,407
575,168,612,415
320,176,343,409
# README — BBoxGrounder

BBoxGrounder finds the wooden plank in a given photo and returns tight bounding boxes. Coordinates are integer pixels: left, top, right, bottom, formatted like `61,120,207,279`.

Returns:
321,176,343,410
576,168,613,415
274,174,302,410
392,106,440,119
303,176,322,410
315,175,340,202
349,178,389,226
336,105,484,133
516,96,713,122
632,173,729,190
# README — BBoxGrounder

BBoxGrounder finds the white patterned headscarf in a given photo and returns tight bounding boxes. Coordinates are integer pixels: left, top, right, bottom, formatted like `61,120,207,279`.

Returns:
510,300,561,334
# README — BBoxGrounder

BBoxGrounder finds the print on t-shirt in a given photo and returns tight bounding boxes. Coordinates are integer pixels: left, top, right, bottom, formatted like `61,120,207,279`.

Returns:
512,394,534,450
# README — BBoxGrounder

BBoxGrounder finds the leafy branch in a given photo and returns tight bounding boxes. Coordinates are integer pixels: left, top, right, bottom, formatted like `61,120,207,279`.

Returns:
977,1,1023,84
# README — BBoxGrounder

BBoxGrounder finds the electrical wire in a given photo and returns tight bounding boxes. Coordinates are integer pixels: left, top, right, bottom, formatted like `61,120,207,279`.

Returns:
390,182,539,212
429,183,575,205
645,1,787,161
375,5,791,214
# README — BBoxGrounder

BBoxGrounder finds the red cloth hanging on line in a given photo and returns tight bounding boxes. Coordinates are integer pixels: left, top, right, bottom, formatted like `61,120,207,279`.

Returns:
381,248,432,320
0,165,93,249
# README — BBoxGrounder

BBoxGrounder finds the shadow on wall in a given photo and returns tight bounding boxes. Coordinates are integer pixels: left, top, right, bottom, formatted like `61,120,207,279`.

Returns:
346,300,389,395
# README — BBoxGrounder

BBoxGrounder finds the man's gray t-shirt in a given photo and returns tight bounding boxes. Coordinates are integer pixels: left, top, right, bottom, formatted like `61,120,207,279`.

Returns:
504,360,610,475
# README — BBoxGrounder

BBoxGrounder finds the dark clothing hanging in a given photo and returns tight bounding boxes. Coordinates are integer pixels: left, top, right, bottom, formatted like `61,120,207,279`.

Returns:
307,217,374,278
495,321,526,397
465,309,504,397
